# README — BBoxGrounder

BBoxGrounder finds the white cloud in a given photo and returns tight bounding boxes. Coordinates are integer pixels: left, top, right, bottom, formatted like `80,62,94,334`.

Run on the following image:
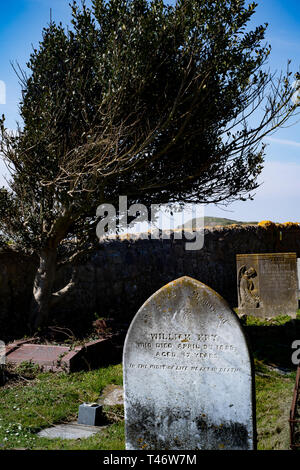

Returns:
268,37,300,49
0,81,6,105
206,160,300,223
258,161,300,196
265,137,300,148
0,157,9,187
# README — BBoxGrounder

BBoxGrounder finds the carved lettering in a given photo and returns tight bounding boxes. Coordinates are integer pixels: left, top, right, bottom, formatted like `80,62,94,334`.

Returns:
155,342,172,348
150,333,191,341
136,342,152,348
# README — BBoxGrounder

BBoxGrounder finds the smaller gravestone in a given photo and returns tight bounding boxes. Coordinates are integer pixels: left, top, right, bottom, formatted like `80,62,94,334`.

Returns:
123,276,256,450
237,253,298,318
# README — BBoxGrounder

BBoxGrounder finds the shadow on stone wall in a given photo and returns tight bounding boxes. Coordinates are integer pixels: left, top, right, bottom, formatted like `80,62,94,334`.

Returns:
243,319,300,369
0,224,300,339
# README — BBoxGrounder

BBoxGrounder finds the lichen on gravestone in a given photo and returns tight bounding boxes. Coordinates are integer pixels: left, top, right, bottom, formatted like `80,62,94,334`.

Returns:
123,276,256,450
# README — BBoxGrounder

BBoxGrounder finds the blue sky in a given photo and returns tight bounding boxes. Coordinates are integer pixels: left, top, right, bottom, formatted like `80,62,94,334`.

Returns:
0,0,299,224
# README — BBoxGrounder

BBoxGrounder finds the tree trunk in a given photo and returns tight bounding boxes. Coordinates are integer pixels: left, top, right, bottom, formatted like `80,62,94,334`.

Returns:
29,248,57,331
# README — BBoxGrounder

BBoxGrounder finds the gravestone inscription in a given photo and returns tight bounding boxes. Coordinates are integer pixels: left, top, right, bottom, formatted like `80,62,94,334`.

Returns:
123,276,256,450
237,253,298,318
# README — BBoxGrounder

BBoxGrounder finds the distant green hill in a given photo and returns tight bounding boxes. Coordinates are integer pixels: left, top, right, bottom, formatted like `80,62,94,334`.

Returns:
177,216,258,229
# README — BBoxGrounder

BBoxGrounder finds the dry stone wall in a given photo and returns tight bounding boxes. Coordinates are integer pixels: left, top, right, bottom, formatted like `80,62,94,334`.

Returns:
0,225,300,336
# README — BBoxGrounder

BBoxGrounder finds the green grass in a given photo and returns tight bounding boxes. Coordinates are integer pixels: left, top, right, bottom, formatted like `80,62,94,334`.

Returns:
254,360,295,450
242,315,295,327
0,363,124,450
0,361,297,450
240,310,300,327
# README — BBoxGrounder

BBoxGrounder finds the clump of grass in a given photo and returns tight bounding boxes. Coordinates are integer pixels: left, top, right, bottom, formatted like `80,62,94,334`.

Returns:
14,361,41,379
242,314,295,327
103,404,124,424
255,368,295,450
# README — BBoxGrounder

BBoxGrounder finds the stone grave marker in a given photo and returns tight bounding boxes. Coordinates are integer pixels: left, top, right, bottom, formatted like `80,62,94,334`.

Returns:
237,253,298,318
123,276,256,450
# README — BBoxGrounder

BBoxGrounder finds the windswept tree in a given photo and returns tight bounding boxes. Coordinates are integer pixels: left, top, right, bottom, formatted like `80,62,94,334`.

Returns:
0,0,299,330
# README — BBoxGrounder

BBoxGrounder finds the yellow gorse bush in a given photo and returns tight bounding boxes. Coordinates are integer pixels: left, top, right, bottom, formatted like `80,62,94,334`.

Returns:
258,220,276,228
258,220,300,229
283,222,300,228
282,222,300,228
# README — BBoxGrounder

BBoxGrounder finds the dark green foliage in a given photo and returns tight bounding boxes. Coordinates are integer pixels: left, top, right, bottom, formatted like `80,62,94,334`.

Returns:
0,0,297,252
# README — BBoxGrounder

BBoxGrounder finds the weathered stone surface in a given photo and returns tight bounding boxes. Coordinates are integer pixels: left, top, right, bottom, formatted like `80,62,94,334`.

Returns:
237,253,298,318
37,422,104,440
99,385,124,406
123,276,255,450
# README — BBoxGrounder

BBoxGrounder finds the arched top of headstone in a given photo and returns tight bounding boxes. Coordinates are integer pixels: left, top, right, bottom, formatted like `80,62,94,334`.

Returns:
123,276,255,450
125,276,249,345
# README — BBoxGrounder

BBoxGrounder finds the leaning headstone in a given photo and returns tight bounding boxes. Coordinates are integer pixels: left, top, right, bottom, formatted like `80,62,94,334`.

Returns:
123,276,256,450
237,253,298,318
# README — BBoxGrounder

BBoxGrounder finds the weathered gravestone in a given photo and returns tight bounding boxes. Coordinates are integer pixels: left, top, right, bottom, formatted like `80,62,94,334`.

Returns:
123,276,256,450
237,253,298,318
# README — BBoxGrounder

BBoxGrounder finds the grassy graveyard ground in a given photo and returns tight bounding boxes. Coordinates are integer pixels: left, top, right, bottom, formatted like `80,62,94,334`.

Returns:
0,363,125,450
0,360,296,450
255,361,295,450
0,313,299,450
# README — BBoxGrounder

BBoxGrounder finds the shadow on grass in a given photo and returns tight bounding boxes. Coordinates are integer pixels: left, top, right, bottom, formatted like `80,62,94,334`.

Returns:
241,317,300,369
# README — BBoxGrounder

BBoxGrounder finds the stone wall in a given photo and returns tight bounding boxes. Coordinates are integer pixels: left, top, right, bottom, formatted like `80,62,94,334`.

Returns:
1,224,300,337
0,249,38,337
